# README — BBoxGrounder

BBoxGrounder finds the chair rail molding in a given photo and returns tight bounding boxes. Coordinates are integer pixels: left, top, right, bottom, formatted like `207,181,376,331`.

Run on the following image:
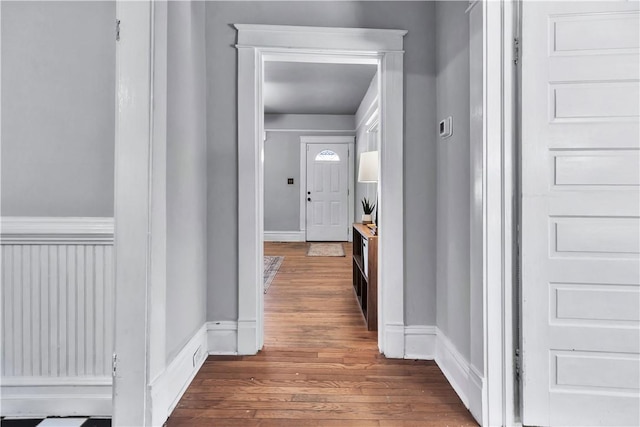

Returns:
236,23,407,358
1,217,114,244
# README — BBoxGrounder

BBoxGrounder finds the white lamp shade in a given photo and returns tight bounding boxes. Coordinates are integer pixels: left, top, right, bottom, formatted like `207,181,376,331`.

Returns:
358,151,379,183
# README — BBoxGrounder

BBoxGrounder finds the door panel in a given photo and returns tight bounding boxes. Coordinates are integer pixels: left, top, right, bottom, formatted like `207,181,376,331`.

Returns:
521,2,640,426
306,144,349,241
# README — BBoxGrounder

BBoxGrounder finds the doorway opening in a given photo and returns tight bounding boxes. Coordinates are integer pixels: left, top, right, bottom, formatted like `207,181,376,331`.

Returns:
236,24,407,356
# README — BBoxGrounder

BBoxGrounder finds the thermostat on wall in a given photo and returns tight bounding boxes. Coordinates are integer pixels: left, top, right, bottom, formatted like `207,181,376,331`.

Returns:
439,116,453,138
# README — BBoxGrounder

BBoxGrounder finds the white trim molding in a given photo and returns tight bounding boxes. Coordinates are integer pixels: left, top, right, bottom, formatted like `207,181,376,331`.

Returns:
207,321,239,355
0,377,112,418
480,1,518,425
265,127,355,133
236,23,407,358
435,329,473,409
401,326,485,425
264,231,305,242
235,24,407,52
0,217,114,244
149,325,207,426
434,329,484,423
404,325,437,359
468,365,485,423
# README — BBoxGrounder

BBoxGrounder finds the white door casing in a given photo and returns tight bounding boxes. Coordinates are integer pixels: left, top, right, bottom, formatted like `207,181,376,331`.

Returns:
521,2,640,426
236,25,406,357
113,1,170,425
305,143,349,241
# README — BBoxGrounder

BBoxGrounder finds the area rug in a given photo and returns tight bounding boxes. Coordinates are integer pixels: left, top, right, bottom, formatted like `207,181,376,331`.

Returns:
264,256,284,294
306,243,345,257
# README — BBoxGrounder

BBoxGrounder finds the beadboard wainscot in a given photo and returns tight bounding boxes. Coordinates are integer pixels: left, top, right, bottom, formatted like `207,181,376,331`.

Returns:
0,217,115,417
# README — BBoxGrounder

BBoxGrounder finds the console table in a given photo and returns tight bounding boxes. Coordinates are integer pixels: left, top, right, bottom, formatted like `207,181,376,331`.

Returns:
352,223,378,331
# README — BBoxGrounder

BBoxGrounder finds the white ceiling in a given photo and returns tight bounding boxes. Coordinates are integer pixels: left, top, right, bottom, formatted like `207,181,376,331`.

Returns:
263,62,377,115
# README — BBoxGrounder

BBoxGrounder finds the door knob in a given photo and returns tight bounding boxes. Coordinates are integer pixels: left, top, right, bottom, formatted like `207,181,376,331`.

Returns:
307,198,311,202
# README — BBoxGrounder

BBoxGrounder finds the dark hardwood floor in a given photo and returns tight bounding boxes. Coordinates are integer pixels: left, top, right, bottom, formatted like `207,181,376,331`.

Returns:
166,242,477,426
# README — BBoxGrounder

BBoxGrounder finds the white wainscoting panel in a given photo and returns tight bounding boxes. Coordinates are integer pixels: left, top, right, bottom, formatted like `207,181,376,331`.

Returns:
1,217,114,417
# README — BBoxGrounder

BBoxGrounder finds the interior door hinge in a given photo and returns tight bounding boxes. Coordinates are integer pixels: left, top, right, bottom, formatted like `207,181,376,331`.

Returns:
515,348,521,380
116,19,121,42
112,353,118,377
513,37,519,65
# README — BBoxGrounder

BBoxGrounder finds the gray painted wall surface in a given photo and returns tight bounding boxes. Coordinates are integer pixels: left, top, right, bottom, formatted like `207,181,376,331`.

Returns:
264,115,354,232
206,1,437,325
1,1,115,217
435,1,471,360
166,1,208,361
469,4,484,374
354,76,378,221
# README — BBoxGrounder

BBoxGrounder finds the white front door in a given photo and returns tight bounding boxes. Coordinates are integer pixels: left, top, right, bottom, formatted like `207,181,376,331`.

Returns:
305,144,349,241
521,2,640,426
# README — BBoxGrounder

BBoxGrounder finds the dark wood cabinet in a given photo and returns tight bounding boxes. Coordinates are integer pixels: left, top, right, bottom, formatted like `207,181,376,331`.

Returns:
352,223,378,331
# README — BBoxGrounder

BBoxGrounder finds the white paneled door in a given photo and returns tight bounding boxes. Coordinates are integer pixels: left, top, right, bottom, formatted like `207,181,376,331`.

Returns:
306,144,349,241
521,2,640,426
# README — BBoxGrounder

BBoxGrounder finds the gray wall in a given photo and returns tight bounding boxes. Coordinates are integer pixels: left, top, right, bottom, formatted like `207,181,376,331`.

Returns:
354,76,378,221
264,115,355,232
1,1,115,217
206,1,438,325
435,1,471,359
166,0,208,361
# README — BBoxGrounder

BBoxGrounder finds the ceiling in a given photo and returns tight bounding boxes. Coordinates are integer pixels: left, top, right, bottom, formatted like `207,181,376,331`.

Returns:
263,62,377,115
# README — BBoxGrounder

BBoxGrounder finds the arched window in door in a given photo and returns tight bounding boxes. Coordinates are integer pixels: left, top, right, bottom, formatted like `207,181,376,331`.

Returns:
315,149,340,162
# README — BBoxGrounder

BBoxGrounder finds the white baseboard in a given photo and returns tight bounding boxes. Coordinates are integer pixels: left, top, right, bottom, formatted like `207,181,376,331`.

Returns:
468,365,484,422
264,231,305,242
401,325,484,425
404,325,436,359
237,320,258,355
149,324,207,426
207,321,238,355
0,377,112,417
383,323,405,358
435,328,471,408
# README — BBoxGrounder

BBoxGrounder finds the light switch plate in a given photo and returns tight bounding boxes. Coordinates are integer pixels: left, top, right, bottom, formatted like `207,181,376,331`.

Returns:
439,116,453,138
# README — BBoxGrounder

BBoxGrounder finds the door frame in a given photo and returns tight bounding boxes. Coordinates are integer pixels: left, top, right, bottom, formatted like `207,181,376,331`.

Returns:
112,8,518,426
299,136,355,242
468,0,519,425
113,1,169,425
236,24,407,356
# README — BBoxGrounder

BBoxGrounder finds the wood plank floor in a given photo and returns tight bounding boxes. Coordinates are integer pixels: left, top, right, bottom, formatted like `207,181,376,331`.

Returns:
166,242,477,426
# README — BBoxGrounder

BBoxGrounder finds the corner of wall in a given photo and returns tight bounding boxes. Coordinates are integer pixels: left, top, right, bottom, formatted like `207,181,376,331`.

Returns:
150,324,208,425
401,325,484,425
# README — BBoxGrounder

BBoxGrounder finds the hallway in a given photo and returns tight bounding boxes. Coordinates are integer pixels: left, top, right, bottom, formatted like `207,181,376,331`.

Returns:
166,242,476,426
